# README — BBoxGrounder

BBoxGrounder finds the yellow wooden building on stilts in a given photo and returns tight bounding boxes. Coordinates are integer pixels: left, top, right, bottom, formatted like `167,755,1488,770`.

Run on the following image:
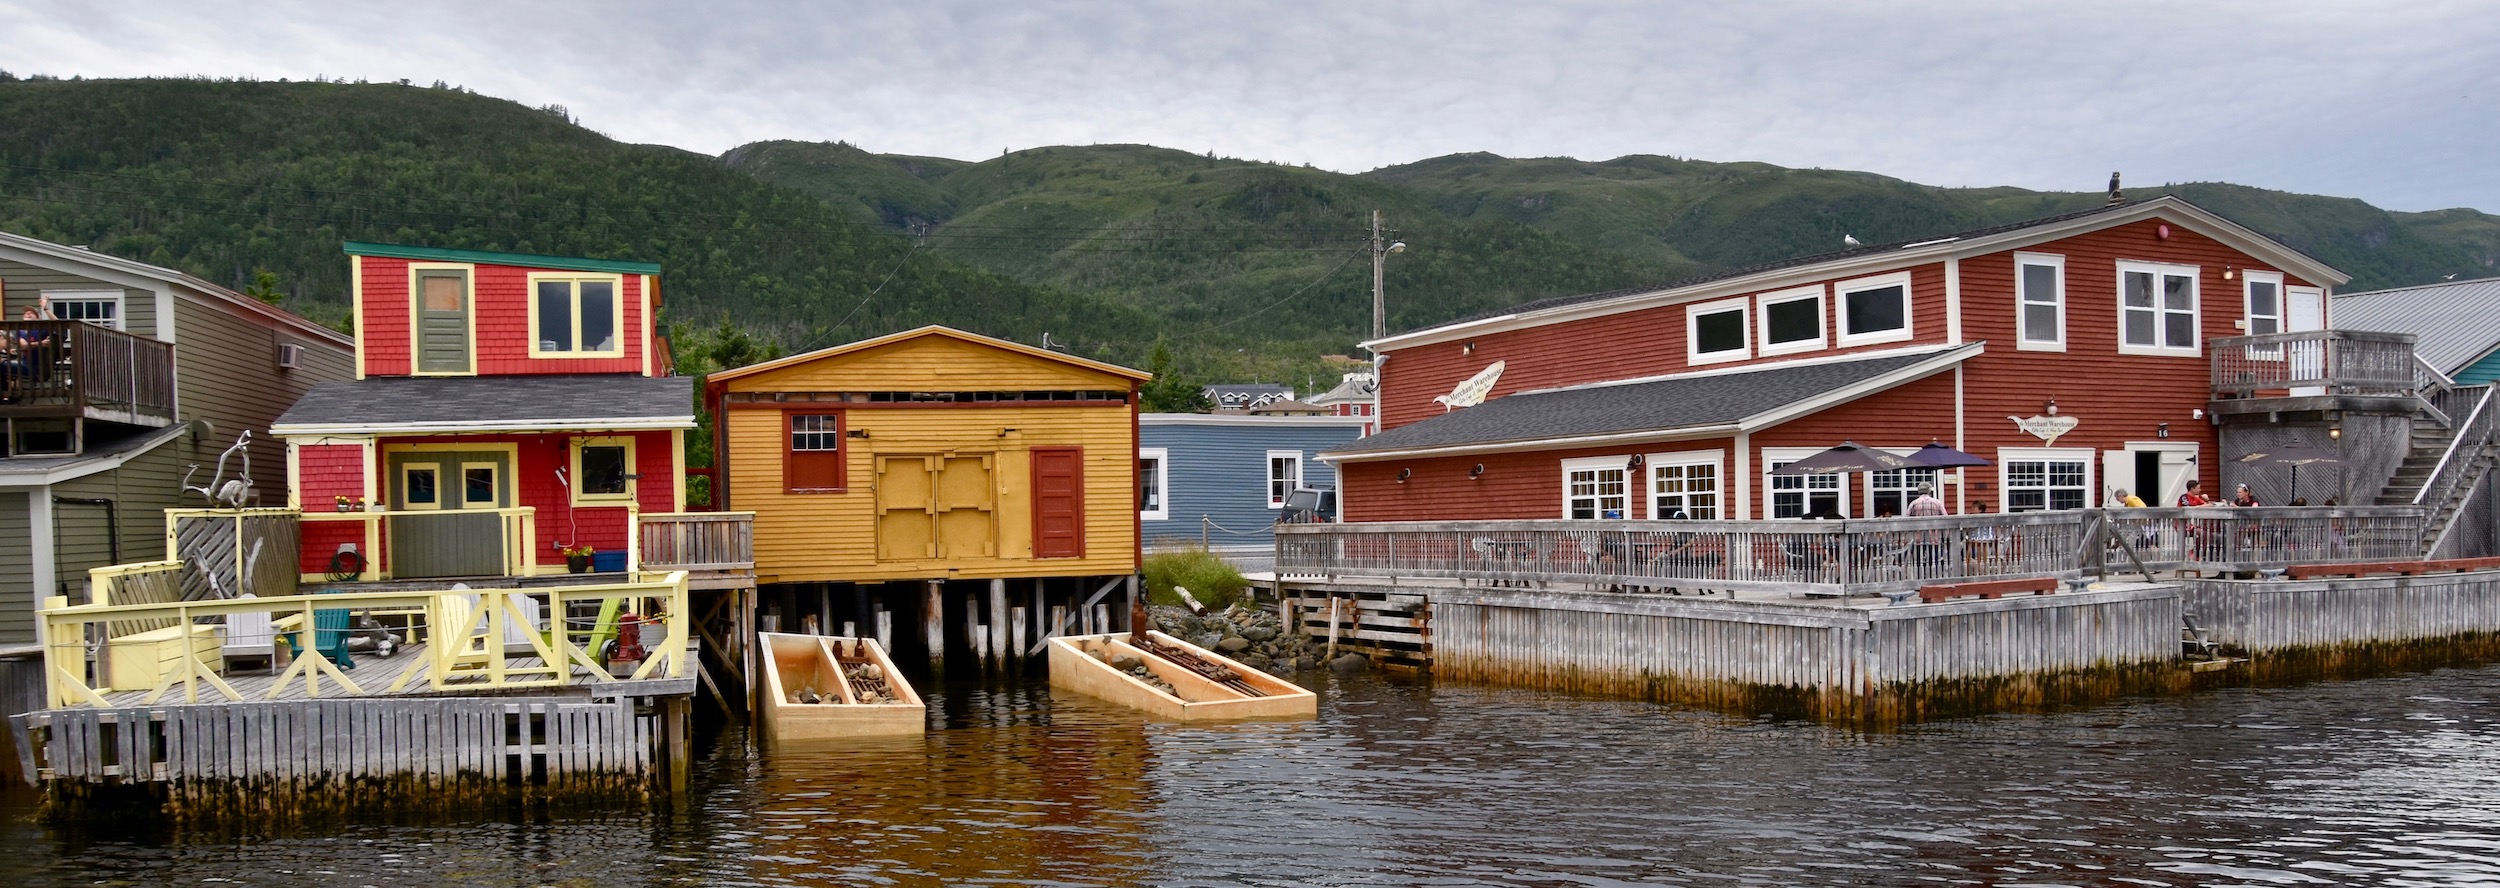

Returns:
704,326,1149,676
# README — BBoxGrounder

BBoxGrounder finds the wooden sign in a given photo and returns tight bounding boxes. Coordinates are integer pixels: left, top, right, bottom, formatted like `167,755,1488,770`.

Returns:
2009,414,2079,446
1433,361,1505,411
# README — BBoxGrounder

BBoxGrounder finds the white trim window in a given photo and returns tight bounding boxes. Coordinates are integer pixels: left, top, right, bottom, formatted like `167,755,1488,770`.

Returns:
1647,450,1722,519
2118,261,2200,356
1866,464,1940,517
2001,447,2093,512
1266,450,1302,508
1686,297,1750,365
1562,456,1631,520
1764,447,1847,519
529,273,625,357
41,290,124,330
1140,447,1169,521
2243,270,2284,337
1755,285,1826,357
1835,271,1914,347
2014,252,2064,351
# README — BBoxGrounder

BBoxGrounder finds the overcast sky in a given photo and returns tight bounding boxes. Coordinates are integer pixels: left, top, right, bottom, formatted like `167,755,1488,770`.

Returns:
8,0,2498,213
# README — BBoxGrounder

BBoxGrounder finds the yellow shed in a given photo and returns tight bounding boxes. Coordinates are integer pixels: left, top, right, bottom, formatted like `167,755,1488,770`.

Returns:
706,326,1150,586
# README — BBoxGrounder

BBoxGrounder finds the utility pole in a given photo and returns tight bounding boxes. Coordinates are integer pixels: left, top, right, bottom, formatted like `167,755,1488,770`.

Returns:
1369,209,1404,342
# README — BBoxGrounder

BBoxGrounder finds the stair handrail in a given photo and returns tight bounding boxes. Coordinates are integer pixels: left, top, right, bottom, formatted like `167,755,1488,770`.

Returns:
2414,351,2457,397
2413,384,2497,509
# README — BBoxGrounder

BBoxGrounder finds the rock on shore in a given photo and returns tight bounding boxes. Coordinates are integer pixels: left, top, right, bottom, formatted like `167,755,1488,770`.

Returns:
1148,602,1330,676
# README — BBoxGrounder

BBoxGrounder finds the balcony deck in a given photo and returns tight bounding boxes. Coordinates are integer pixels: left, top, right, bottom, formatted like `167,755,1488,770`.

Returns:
0,320,177,431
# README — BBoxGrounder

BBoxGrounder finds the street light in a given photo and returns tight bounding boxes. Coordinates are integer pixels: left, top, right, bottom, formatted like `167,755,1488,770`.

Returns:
1371,209,1405,342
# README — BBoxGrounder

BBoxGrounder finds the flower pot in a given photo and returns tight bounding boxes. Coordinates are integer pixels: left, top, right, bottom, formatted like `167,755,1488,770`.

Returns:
566,554,592,574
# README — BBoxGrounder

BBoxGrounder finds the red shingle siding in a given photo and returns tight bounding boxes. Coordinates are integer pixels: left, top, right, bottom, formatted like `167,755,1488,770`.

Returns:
356,256,649,378
1380,263,1951,431
295,444,371,573
369,431,678,569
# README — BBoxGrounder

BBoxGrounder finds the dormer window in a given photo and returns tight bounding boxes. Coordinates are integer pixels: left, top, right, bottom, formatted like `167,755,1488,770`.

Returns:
531,274,623,357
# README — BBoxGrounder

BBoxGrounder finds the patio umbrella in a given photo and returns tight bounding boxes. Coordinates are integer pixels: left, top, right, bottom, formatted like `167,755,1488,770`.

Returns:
1770,441,1923,475
1908,441,1992,468
2234,444,2344,503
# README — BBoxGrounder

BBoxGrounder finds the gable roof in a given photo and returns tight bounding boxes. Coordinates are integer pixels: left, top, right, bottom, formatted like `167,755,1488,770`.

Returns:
1322,344,1979,462
0,230,353,349
702,325,1151,385
2331,275,2500,376
1370,195,2348,352
341,241,663,275
271,375,694,435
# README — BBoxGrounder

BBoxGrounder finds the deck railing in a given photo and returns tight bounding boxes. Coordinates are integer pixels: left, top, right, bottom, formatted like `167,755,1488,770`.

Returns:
1278,507,2430,597
298,506,542,580
638,512,755,573
0,320,177,426
2210,330,2417,399
41,570,689,709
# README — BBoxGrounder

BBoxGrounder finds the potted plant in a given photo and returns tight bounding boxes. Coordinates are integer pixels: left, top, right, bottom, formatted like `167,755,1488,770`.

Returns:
562,544,596,574
333,495,352,513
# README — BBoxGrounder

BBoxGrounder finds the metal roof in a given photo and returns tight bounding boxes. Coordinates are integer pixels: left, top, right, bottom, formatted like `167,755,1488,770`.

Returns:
2331,276,2500,375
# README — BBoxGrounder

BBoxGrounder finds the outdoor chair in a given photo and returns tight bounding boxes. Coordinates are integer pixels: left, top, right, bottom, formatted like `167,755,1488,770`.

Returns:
312,591,355,670
218,592,278,673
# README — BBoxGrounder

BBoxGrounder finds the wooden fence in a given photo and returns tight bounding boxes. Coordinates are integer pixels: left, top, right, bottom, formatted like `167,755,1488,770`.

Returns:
2181,571,2500,654
1426,584,2183,721
168,509,300,601
10,698,656,813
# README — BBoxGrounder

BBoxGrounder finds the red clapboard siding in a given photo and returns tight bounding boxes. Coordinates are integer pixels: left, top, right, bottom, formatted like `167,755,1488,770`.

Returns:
1380,263,1950,431
356,256,648,377
1343,443,1714,522
1749,370,1963,515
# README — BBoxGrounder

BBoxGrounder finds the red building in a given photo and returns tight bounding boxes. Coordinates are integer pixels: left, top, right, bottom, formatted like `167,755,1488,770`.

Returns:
272,243,693,580
1327,197,2349,521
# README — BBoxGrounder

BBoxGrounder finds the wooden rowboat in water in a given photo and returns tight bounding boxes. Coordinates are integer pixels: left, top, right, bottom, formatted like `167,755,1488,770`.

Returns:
759,632,925,740
1047,630,1316,721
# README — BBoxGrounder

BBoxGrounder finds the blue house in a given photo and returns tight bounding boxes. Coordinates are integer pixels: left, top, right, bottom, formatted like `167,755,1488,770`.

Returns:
1140,413,1367,563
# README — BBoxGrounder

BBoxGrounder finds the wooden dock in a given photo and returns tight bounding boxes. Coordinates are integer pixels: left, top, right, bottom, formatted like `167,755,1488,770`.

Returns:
2181,570,2500,680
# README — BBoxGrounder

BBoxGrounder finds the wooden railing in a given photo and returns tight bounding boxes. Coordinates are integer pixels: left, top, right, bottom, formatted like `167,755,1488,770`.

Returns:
299,506,541,580
1279,507,2431,597
2210,330,2417,399
638,512,755,572
0,320,177,426
40,571,689,709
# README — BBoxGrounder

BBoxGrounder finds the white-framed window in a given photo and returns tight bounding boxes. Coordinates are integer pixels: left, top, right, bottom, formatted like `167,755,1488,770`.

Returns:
1866,464,1940,517
1755,285,1826,357
529,273,625,357
1561,456,1631,520
2118,261,2200,356
2243,270,2284,337
1763,447,1847,519
41,290,124,330
1266,450,1302,508
1139,447,1169,521
2001,447,2093,513
1647,450,1722,519
569,436,636,505
2015,252,2064,351
1686,297,1749,365
1835,271,1913,347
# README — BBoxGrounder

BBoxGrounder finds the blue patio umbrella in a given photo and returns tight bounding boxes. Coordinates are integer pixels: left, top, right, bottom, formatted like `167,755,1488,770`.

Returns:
1770,441,1923,475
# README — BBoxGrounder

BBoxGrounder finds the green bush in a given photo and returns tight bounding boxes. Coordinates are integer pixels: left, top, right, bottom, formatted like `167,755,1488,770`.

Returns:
1144,547,1249,610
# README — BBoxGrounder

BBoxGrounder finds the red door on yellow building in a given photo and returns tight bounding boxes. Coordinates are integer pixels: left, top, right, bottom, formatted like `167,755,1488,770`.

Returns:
1032,447,1085,558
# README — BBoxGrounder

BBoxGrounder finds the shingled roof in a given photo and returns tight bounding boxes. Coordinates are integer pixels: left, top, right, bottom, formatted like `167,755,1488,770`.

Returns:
1323,345,1975,460
273,375,695,435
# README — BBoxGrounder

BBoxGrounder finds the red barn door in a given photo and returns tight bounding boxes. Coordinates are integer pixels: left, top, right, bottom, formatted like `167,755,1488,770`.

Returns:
1031,447,1085,559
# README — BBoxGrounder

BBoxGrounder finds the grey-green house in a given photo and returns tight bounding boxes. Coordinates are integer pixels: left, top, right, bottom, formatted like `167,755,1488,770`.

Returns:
0,231,355,646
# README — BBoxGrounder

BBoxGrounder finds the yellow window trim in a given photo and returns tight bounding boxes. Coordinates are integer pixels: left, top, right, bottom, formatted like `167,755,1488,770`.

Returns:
527,271,629,359
459,461,502,508
569,435,638,505
406,262,478,377
398,462,445,511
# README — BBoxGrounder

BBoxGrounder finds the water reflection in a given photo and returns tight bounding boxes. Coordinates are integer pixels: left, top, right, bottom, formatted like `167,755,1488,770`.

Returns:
3,665,2497,886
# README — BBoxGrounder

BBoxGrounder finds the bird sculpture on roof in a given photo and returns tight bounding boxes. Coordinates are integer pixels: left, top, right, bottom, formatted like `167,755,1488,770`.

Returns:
1843,234,1863,248
2106,171,2125,206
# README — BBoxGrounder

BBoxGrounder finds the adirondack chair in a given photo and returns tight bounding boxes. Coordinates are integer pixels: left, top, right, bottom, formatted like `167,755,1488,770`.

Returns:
218,593,278,672
312,590,355,670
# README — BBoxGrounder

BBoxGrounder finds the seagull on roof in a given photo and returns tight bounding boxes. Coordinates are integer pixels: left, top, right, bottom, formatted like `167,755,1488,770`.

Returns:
2446,273,2460,281
1843,234,1863,247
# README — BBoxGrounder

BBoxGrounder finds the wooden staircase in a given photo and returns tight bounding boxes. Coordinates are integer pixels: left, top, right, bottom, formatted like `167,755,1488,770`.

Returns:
2381,394,2499,554
2378,415,2458,506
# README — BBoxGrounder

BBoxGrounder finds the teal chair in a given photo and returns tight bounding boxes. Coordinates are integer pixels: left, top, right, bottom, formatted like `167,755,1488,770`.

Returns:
312,589,355,670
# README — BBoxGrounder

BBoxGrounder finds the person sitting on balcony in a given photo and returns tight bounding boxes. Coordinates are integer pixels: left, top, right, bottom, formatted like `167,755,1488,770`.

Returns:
1,306,57,403
2178,479,2213,507
2232,484,2261,507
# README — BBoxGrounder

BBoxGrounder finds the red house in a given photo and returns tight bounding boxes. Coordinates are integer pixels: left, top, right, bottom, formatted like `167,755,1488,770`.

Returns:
1328,196,2356,521
272,243,693,580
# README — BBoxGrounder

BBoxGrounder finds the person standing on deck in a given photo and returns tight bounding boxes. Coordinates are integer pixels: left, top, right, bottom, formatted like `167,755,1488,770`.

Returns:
2113,488,2147,507
1907,483,1947,517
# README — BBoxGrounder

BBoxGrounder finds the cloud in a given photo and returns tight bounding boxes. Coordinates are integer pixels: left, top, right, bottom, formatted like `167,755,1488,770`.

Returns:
6,0,2499,211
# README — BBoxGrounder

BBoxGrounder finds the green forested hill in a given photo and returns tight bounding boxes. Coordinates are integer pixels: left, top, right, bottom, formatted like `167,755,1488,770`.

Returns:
3,75,2495,390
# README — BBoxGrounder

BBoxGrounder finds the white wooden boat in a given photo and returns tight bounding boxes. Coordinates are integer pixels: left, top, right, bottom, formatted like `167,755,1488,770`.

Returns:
759,632,925,740
1047,630,1316,721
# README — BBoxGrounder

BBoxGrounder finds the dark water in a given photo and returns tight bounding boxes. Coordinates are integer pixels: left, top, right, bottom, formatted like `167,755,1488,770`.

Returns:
7,664,2500,887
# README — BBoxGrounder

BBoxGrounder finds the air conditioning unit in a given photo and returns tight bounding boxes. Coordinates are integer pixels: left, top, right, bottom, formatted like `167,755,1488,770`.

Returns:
276,343,301,369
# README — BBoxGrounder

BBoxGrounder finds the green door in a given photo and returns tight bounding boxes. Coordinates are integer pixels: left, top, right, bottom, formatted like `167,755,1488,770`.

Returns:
387,449,510,578
415,269,471,374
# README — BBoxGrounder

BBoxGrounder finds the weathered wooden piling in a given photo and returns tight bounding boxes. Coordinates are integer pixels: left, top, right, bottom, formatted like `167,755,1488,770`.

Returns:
923,580,945,672
990,579,1010,666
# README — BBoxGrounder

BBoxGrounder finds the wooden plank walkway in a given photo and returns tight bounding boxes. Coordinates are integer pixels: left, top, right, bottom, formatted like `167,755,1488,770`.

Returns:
92,640,692,707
